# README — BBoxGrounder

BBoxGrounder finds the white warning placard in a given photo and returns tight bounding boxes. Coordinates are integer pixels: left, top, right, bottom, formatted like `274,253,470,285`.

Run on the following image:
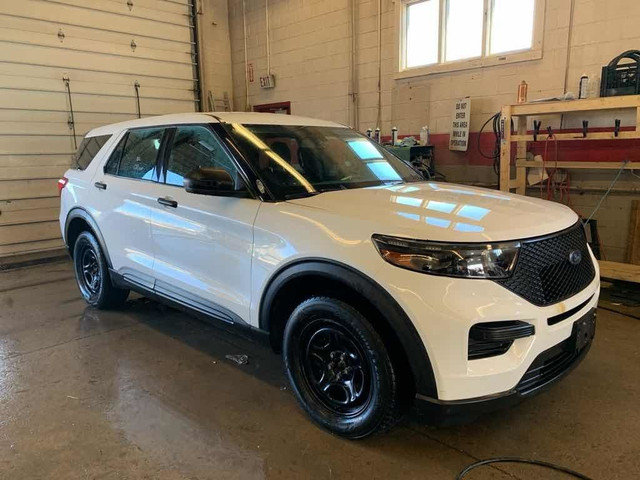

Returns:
449,98,470,151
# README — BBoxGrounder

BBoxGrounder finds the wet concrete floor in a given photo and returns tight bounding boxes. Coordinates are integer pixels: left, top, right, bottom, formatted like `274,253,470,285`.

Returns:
0,261,638,479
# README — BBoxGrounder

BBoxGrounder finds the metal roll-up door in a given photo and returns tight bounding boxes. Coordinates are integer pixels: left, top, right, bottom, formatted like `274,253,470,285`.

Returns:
0,0,200,259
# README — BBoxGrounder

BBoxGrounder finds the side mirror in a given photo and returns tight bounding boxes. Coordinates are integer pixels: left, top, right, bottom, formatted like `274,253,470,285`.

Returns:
183,167,242,196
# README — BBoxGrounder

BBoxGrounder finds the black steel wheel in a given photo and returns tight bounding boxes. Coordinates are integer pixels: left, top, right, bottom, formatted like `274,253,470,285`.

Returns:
299,320,372,416
73,231,129,309
284,297,402,438
78,243,101,298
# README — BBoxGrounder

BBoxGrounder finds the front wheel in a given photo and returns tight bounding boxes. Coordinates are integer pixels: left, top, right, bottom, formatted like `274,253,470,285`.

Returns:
283,297,402,438
73,231,129,309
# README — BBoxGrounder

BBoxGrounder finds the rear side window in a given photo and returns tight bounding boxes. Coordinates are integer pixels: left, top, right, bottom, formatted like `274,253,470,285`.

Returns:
104,128,164,180
72,134,111,170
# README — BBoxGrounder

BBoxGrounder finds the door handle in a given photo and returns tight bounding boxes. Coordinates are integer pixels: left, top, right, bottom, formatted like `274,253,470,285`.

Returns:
157,197,178,208
94,181,107,190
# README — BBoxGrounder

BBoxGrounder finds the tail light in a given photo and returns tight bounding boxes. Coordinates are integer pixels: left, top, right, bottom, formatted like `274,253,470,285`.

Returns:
57,177,68,195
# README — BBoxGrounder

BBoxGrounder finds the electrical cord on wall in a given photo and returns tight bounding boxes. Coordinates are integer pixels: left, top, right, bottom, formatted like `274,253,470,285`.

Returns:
457,457,594,480
477,112,502,176
582,159,629,225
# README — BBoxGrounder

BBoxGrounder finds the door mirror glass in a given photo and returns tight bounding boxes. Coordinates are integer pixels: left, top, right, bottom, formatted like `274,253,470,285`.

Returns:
184,167,242,196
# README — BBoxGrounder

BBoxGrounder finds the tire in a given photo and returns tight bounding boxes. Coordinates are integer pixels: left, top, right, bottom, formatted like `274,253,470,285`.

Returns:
73,231,129,309
283,297,402,439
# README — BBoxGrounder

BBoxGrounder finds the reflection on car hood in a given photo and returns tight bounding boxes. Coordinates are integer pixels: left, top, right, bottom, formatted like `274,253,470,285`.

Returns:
286,182,579,242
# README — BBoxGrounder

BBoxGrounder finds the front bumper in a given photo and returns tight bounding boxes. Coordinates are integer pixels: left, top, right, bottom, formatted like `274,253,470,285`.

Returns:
377,247,600,401
413,307,596,424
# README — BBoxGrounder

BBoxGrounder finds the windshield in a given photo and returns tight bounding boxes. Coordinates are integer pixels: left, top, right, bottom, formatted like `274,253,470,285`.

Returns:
223,123,423,199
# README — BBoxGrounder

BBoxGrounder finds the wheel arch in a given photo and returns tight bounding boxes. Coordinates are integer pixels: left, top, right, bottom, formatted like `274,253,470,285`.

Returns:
64,207,113,268
259,259,438,398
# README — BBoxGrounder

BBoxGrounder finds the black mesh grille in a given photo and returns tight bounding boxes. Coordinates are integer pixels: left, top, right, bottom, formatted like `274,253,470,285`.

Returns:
496,223,595,306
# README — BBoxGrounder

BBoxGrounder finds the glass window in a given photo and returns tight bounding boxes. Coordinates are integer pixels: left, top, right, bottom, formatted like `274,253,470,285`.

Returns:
403,0,539,69
73,134,111,170
224,123,422,200
165,125,237,187
117,128,164,180
444,0,484,62
405,0,439,68
489,0,535,55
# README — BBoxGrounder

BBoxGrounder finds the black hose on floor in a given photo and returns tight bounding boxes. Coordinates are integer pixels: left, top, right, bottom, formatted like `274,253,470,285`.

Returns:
457,457,594,479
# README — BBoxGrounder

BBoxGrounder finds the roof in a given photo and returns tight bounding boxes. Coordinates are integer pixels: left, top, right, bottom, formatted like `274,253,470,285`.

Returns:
87,112,348,137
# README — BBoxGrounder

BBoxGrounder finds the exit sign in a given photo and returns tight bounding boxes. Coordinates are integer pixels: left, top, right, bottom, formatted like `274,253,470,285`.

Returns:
260,74,276,89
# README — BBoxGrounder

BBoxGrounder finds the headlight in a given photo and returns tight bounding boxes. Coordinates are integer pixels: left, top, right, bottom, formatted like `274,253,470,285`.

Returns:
372,234,520,279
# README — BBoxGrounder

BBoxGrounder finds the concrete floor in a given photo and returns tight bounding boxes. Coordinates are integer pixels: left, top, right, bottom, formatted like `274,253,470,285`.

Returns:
1,261,638,480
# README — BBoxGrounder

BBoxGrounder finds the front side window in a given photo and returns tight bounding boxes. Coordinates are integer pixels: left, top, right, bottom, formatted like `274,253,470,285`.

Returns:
403,0,538,69
73,134,111,170
224,123,422,199
165,125,237,187
105,128,164,180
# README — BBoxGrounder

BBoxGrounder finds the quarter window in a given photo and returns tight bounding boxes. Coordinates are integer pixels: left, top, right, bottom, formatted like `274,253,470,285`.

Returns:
403,0,539,69
165,125,237,187
73,134,111,170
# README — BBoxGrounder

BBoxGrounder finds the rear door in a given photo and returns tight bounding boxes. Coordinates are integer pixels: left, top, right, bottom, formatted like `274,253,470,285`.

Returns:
91,126,167,288
149,124,260,325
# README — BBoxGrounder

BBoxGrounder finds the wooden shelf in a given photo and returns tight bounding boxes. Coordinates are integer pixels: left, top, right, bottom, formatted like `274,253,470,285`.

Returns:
514,160,640,170
510,95,640,116
500,94,640,195
599,260,640,283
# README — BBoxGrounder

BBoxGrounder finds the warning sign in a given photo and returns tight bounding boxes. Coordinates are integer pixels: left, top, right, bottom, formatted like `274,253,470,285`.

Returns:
449,98,470,152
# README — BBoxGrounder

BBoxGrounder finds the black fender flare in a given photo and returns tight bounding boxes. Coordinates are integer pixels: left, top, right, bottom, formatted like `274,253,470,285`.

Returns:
259,259,438,398
64,207,113,268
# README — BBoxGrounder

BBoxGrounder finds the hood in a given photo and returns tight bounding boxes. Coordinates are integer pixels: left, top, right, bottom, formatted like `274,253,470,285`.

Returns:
286,182,579,242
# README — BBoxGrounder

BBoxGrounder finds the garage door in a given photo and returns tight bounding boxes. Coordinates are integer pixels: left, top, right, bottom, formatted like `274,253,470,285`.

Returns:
0,0,199,259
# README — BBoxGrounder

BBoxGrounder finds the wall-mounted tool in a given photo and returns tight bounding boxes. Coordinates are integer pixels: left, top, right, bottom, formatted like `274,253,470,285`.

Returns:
582,120,589,138
614,119,621,137
134,81,141,119
533,120,542,142
62,75,77,149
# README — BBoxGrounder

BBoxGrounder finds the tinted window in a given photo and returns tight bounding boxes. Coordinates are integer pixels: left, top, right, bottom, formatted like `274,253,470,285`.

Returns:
117,128,164,180
73,134,111,170
165,125,236,187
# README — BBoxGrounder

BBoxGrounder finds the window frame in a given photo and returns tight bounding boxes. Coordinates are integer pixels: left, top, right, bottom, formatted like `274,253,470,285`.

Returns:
161,124,240,188
396,0,545,79
157,123,260,200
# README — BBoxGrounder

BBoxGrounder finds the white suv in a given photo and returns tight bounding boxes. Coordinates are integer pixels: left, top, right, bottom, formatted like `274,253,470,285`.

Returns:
59,113,599,438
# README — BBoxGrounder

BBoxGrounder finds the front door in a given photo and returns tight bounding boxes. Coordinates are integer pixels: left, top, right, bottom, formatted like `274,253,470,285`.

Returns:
149,125,260,325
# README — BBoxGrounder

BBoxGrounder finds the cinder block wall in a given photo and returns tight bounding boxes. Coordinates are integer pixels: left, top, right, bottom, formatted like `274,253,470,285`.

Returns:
220,0,640,261
199,0,235,112
227,0,640,131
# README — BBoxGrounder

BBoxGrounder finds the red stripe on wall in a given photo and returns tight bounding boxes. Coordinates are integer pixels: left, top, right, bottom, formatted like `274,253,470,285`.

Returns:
384,127,640,167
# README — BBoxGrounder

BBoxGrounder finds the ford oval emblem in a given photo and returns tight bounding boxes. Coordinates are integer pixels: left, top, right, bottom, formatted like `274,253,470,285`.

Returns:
569,250,582,265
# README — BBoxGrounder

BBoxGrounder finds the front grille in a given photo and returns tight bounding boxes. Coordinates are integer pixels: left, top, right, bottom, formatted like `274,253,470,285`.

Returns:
496,223,595,306
516,341,576,394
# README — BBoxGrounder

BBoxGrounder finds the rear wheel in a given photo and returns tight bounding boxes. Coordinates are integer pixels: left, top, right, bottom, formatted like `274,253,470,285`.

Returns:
73,231,129,309
283,297,402,438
